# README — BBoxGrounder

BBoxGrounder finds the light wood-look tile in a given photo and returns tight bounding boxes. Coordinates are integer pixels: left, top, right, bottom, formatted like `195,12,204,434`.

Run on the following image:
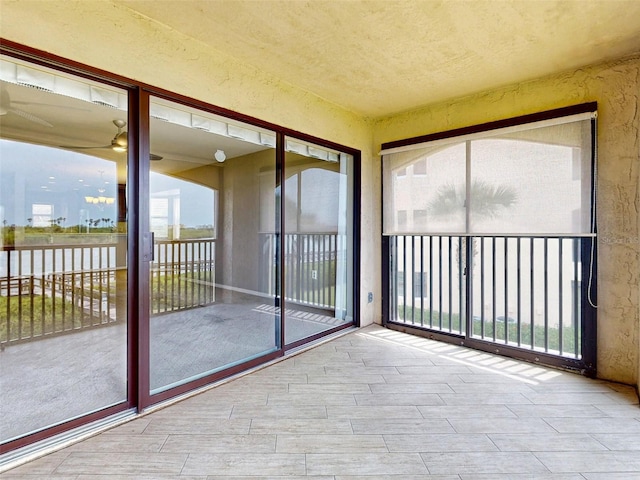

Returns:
3,325,639,478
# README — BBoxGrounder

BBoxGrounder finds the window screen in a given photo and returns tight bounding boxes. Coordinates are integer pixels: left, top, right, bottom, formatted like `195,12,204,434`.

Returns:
382,106,596,236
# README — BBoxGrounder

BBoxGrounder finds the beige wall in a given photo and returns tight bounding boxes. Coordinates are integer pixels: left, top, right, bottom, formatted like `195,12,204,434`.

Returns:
374,55,640,388
219,149,272,294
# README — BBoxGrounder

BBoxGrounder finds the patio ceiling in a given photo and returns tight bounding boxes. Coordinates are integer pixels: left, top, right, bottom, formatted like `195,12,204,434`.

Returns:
116,0,640,118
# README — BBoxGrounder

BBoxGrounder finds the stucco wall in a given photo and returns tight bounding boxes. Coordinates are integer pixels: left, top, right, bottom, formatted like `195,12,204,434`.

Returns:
373,56,640,387
0,0,380,327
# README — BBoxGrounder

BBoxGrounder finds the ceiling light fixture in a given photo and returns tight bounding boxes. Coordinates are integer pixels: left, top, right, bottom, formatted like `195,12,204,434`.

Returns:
214,149,226,163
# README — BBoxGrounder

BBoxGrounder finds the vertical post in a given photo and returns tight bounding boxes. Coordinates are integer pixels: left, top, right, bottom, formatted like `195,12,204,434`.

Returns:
465,235,473,337
581,236,597,377
276,132,285,349
115,183,127,327
558,239,564,355
381,235,390,326
133,87,151,408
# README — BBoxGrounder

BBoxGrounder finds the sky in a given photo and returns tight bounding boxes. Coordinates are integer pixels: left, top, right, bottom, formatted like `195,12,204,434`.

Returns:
1,139,213,229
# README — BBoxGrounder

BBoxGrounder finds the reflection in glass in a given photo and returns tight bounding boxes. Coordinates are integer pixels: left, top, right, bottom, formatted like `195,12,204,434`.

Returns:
0,56,128,443
282,138,354,345
149,97,279,393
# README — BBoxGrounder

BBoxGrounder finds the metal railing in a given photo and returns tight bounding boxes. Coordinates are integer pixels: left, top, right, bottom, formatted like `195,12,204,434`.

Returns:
151,238,215,313
1,241,121,346
1,238,216,347
388,235,595,360
260,232,342,309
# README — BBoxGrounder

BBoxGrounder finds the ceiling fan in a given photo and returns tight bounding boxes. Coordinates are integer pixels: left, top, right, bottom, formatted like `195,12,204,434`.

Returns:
0,86,54,128
61,119,163,160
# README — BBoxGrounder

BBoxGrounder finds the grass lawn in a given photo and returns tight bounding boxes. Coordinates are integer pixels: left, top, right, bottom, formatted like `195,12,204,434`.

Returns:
396,305,580,356
0,295,87,343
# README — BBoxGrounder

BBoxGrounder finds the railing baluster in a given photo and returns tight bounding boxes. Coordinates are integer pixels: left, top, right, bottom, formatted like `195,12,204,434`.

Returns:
294,234,300,303
162,242,167,312
203,239,208,305
99,246,104,323
168,243,173,312
92,248,96,324
5,250,11,343
71,247,77,328
312,234,317,306
438,236,442,329
40,248,46,334
420,236,425,327
402,235,407,322
574,238,580,358
491,238,496,342
407,235,416,324
311,234,315,305
517,238,522,347
458,236,463,334
480,237,485,338
29,248,35,338
329,235,338,305
61,247,67,330
448,236,452,332
17,247,23,340
198,240,203,306
530,238,535,351
504,237,509,345
544,238,549,352
428,235,434,328
176,241,181,311
50,247,56,333
558,239,564,355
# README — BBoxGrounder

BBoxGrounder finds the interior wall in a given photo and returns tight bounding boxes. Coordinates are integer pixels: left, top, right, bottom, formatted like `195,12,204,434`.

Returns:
374,55,640,387
0,0,379,326
223,149,273,295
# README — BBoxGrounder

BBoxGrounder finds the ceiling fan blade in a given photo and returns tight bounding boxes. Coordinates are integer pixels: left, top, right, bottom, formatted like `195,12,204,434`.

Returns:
12,100,90,112
60,144,163,160
59,145,112,149
59,119,162,160
10,108,53,127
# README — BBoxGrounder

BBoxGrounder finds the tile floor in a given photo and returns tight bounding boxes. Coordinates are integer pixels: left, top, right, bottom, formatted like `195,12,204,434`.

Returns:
2,324,640,479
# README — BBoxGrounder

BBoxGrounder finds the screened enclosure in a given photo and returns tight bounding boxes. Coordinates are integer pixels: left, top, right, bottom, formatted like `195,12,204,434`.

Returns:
382,104,597,374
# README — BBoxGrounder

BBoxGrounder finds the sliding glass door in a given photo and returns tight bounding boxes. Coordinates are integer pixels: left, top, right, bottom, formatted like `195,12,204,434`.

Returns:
282,138,354,346
148,97,280,396
0,56,129,444
0,46,359,452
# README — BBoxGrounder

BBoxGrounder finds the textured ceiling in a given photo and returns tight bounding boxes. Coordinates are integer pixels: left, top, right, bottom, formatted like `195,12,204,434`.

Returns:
118,1,640,117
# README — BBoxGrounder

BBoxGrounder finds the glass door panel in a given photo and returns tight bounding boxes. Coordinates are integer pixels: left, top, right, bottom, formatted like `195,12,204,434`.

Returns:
148,97,279,394
283,138,354,345
0,57,128,443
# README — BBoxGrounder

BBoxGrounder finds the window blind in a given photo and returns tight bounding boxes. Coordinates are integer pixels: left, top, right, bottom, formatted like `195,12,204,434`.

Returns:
382,105,597,236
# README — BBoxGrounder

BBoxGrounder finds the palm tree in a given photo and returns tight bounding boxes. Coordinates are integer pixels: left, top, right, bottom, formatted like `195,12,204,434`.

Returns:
428,180,517,220
428,180,518,283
